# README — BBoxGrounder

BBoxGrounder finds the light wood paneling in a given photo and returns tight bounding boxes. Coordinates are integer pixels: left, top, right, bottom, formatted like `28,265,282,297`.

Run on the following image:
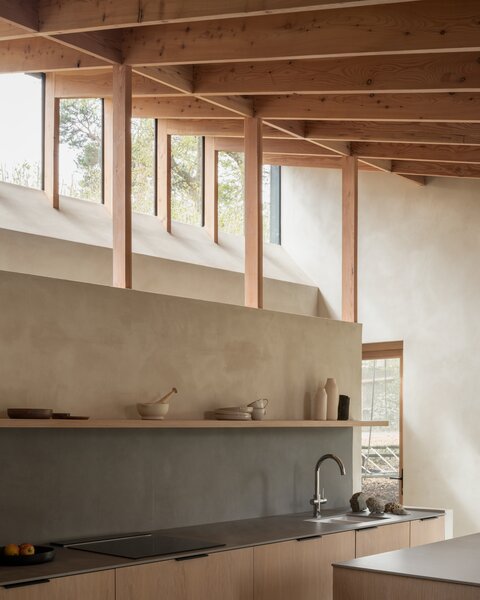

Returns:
156,120,172,233
342,156,358,323
410,516,445,547
333,566,479,600
44,72,59,209
112,64,132,289
132,97,236,120
254,532,355,600
204,137,218,243
353,142,480,164
0,0,38,32
393,160,480,179
355,522,410,558
115,548,253,600
0,570,114,600
244,117,263,309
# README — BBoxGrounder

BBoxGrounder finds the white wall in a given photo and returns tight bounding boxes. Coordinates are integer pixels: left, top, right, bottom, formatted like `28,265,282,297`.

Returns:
282,167,480,537
0,182,319,317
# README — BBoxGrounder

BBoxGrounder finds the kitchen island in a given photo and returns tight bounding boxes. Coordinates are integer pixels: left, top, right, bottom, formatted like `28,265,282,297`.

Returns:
333,533,480,599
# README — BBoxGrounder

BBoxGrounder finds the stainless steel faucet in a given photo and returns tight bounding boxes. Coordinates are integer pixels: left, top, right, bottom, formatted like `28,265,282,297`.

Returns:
310,454,346,519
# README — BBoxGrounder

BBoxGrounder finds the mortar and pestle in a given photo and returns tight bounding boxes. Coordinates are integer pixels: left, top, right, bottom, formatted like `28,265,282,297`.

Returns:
137,388,178,419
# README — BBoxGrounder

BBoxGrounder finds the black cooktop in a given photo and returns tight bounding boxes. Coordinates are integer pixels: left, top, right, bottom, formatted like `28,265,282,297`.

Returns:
69,534,225,560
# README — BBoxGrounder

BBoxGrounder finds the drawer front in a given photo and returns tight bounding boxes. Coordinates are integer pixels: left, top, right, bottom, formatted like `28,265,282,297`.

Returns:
0,570,114,600
355,522,410,558
410,516,445,547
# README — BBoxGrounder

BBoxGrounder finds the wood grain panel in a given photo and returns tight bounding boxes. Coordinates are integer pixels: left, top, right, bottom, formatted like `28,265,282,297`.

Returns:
115,548,253,600
355,522,410,558
410,516,445,547
0,570,114,600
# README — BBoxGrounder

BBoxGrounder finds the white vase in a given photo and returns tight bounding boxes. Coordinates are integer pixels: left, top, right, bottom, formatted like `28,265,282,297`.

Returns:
312,386,327,420
325,378,339,421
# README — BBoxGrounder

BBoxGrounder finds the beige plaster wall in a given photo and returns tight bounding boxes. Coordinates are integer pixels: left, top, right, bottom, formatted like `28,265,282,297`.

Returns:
0,270,361,425
282,167,480,537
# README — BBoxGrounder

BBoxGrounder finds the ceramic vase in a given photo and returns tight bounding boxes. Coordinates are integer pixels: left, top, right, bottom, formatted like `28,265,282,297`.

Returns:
325,378,339,421
312,386,327,420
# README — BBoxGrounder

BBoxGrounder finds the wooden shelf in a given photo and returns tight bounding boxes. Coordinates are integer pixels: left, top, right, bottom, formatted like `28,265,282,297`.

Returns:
0,419,388,429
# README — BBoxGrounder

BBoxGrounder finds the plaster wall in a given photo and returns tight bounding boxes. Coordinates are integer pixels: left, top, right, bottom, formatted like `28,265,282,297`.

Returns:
282,167,480,537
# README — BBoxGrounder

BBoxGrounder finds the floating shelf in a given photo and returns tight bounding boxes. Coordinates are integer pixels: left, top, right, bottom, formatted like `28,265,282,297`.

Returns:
0,419,388,429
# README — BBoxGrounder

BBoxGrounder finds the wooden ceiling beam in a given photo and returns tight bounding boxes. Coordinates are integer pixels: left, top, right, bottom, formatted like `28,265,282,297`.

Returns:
50,30,123,64
135,66,194,94
263,153,375,170
353,142,480,164
193,52,480,95
305,121,480,145
123,1,480,66
0,37,107,72
392,160,480,178
0,0,38,33
254,93,480,122
214,137,337,156
132,97,239,119
35,0,426,35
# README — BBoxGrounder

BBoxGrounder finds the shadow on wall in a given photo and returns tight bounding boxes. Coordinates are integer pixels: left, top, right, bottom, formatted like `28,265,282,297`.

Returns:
317,289,334,319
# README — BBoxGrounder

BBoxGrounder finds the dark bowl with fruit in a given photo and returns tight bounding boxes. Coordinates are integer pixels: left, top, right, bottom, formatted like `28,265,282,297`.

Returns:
0,544,56,566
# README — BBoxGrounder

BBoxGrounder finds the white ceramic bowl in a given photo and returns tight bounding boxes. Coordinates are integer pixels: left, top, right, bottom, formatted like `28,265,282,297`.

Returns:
137,402,170,420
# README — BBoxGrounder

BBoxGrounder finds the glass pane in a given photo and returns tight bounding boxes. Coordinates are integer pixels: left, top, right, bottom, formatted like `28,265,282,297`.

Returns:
131,118,155,215
361,358,401,503
218,151,244,236
171,135,203,225
0,73,42,189
59,98,103,203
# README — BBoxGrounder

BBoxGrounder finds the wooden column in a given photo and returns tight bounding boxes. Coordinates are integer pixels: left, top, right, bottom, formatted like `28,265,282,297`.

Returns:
44,73,59,209
112,65,132,289
244,117,263,309
342,155,358,322
103,97,113,214
156,120,171,232
204,137,218,243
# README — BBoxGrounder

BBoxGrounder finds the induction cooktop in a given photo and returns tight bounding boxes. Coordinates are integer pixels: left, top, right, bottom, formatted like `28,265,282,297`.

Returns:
68,534,225,560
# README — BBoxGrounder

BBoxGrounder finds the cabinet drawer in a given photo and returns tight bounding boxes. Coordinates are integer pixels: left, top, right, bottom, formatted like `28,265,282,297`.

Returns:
355,522,410,558
116,548,253,600
410,516,445,547
0,571,114,600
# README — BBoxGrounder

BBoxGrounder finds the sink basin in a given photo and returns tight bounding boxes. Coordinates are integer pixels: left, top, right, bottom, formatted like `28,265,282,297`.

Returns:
304,513,390,525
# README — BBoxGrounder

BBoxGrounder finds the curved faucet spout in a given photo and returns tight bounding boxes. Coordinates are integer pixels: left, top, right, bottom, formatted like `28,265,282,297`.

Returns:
311,454,346,519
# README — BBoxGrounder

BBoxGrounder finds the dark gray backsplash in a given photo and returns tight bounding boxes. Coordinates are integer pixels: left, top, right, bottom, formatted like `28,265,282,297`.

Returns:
0,428,352,544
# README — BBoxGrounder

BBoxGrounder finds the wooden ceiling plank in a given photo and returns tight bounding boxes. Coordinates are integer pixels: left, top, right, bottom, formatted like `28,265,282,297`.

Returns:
50,31,123,64
358,158,392,172
214,137,337,156
305,121,480,145
193,52,480,95
132,97,239,119
123,1,480,66
392,160,480,178
36,0,427,34
199,95,254,117
353,142,480,164
0,21,33,40
263,153,375,170
135,65,194,93
254,93,480,122
0,0,38,32
0,37,107,72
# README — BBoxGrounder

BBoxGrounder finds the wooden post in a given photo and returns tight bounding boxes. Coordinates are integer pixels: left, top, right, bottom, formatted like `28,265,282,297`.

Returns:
342,155,358,322
204,137,218,243
112,64,132,289
156,120,171,232
103,97,113,214
244,117,263,309
44,73,59,209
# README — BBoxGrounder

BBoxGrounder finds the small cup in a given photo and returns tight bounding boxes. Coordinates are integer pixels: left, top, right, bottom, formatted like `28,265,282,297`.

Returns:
252,407,266,420
249,398,269,409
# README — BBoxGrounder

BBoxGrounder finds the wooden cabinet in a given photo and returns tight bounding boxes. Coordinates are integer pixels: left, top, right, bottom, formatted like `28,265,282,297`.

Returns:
355,522,410,558
0,571,114,600
410,516,445,547
254,531,355,600
115,547,253,600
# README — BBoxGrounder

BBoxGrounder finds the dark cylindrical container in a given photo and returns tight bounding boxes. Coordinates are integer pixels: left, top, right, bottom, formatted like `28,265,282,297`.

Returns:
338,395,350,420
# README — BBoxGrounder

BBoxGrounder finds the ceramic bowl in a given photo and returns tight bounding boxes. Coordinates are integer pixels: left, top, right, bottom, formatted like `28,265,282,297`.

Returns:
137,402,170,420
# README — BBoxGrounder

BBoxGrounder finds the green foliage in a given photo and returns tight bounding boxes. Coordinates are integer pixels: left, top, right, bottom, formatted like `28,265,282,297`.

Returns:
0,161,41,189
131,118,155,215
218,151,245,235
59,99,102,202
171,135,203,225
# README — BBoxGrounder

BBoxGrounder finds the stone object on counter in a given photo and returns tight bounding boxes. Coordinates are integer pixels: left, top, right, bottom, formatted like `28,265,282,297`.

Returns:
366,496,385,515
350,492,368,513
385,502,410,515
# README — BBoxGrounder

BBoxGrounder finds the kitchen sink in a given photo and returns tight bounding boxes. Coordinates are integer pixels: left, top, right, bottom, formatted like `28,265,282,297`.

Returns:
304,513,390,525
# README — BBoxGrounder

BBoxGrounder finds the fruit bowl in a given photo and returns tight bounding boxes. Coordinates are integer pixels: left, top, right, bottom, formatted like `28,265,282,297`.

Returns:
0,546,56,566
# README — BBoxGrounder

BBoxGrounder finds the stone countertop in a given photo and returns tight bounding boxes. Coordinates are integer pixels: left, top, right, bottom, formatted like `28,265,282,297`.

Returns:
0,508,443,587
335,533,480,588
